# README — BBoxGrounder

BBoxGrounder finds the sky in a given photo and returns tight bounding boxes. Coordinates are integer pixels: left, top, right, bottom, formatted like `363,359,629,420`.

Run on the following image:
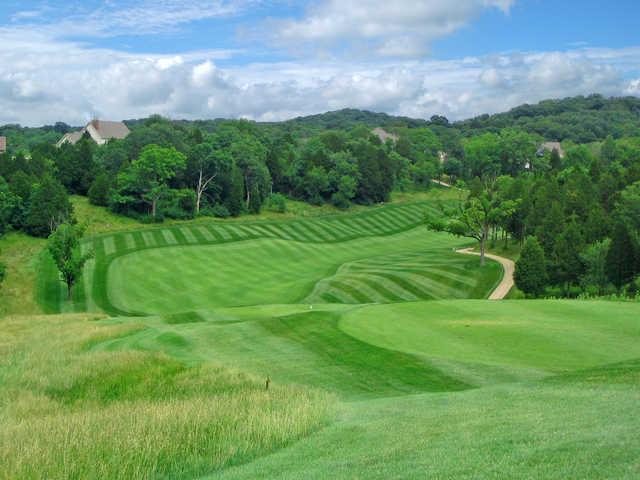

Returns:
0,0,639,126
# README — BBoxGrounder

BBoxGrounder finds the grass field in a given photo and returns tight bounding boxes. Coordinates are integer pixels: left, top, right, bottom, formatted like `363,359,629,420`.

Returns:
3,194,639,479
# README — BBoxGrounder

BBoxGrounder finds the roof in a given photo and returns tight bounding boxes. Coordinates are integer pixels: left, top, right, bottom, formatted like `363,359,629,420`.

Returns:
372,127,398,143
537,141,565,158
56,120,130,147
89,120,130,141
0,136,6,153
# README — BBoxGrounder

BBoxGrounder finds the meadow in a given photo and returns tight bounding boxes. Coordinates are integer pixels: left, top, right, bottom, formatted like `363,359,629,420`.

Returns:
2,193,639,479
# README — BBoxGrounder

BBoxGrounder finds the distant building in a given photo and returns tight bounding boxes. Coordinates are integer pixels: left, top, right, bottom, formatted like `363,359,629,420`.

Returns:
372,127,398,144
536,141,565,159
0,136,6,154
437,151,448,164
56,120,130,147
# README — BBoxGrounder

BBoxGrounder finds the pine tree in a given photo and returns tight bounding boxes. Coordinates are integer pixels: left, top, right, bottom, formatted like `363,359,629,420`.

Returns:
515,236,548,297
225,167,245,217
606,222,637,289
88,172,112,206
25,175,73,238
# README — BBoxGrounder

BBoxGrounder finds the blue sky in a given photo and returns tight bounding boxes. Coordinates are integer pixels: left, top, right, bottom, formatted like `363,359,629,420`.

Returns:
0,0,639,125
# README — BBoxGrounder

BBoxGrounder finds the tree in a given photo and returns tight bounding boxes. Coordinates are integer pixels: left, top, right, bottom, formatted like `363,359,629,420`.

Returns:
0,176,20,234
580,239,611,294
47,223,93,300
187,143,232,214
88,172,112,206
25,175,72,237
427,179,496,265
606,222,637,289
118,145,186,218
514,237,548,297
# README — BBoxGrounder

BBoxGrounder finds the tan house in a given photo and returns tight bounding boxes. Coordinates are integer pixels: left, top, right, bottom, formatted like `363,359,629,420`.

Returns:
372,127,399,144
536,141,565,158
56,120,130,147
0,136,6,154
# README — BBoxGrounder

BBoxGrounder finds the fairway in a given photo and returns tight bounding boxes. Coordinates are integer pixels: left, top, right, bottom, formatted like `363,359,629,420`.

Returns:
38,201,502,315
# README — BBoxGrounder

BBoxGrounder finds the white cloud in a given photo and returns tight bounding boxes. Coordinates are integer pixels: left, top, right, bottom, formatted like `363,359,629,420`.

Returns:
271,0,515,57
1,31,638,127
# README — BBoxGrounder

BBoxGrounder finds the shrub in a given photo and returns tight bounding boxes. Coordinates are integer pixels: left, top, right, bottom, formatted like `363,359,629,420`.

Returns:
201,204,231,218
87,172,111,206
514,236,548,297
265,193,287,213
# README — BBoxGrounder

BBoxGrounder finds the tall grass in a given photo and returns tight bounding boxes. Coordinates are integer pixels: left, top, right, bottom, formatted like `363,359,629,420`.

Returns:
0,314,335,479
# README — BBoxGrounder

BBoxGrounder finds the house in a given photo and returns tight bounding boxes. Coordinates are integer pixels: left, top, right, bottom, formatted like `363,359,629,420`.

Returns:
56,120,130,147
0,136,6,154
536,141,565,158
372,127,398,144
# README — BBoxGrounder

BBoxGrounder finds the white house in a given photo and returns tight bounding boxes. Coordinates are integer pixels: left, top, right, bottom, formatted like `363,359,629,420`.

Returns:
56,120,130,147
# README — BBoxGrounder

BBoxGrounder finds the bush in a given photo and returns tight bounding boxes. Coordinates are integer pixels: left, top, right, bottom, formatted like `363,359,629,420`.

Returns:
514,236,548,297
201,204,231,218
265,193,287,213
161,189,196,220
87,172,111,206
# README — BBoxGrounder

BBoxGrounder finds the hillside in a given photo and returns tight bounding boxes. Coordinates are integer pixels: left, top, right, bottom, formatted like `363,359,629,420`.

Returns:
3,95,640,155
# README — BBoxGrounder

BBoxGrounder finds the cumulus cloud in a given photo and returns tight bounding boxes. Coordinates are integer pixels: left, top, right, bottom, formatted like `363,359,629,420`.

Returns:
271,0,515,57
0,31,637,127
0,2,639,126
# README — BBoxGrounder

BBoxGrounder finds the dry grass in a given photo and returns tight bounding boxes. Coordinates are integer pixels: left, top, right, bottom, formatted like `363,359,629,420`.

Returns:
0,314,335,479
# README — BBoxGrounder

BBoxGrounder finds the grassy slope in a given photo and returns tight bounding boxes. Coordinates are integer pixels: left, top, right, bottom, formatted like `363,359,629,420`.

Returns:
88,301,640,479
7,190,640,479
0,313,334,479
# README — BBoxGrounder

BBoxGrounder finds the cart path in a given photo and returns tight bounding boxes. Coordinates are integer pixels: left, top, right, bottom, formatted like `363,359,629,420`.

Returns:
457,248,515,300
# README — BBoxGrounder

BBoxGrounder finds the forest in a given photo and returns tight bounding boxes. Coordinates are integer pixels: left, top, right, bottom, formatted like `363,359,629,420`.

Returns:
1,94,640,298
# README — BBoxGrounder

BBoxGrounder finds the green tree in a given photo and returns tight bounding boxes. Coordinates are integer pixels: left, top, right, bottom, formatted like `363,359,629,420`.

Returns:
606,222,637,289
514,236,548,297
225,166,245,217
118,145,186,218
0,176,20,234
580,239,611,294
47,223,93,300
427,179,496,265
88,172,112,206
25,175,73,237
187,143,232,214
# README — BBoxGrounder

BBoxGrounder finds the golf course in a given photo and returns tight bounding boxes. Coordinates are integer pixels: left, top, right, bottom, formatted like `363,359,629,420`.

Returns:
2,194,638,479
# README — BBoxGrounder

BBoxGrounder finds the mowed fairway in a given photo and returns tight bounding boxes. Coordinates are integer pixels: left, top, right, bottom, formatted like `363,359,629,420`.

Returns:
39,201,501,315
29,199,640,479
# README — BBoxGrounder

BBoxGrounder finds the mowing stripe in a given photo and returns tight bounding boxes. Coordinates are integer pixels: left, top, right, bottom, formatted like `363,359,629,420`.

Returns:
103,237,116,256
152,229,167,247
161,229,178,245
366,273,419,301
188,226,208,243
194,225,216,242
141,231,157,248
329,280,373,303
210,226,232,241
179,227,198,244
124,233,137,250
169,227,188,244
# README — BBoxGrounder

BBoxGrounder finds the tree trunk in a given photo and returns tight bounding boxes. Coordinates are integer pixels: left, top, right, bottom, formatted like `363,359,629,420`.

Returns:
245,176,251,209
196,169,203,214
479,236,486,266
152,198,157,218
67,282,73,300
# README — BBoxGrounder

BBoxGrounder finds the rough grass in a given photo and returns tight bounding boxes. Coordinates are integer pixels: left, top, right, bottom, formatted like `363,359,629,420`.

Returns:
0,232,45,316
0,314,335,479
